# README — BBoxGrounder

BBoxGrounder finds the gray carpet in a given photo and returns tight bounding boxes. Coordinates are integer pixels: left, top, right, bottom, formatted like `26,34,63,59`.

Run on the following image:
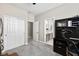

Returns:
5,40,61,56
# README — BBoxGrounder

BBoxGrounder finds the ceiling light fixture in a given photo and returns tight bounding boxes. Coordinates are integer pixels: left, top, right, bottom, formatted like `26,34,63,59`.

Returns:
32,3,36,5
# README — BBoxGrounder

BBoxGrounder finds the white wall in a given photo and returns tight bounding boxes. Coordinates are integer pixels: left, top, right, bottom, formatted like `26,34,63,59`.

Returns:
35,3,79,42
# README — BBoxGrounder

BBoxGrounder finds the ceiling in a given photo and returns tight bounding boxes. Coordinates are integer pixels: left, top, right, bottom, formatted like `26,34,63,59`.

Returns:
10,3,63,16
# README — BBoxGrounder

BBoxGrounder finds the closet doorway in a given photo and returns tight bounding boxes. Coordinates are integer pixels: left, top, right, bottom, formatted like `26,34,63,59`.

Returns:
28,22,33,43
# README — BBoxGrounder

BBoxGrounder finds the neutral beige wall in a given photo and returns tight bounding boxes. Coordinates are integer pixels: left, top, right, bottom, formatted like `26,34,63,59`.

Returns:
0,4,35,48
35,3,79,42
0,4,28,17
0,3,35,45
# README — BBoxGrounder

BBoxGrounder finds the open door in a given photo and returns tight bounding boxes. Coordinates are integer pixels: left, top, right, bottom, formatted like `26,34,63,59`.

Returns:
33,21,39,41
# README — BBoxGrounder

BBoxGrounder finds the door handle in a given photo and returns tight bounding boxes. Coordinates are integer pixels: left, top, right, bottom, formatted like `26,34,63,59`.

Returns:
5,34,7,36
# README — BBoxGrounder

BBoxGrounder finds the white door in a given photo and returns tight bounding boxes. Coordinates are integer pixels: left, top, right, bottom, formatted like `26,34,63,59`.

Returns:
33,21,39,41
3,16,25,51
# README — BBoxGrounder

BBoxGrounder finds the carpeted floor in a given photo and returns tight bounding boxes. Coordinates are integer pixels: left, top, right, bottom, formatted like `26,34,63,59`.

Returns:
5,40,61,56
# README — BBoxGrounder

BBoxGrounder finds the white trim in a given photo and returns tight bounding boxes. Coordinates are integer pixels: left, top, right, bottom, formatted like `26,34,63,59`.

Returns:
27,20,34,22
24,19,28,45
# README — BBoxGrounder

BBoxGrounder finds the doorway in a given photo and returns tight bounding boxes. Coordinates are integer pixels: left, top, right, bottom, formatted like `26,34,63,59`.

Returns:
28,22,33,43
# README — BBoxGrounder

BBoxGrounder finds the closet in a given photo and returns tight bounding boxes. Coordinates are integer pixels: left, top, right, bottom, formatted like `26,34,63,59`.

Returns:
1,15,25,51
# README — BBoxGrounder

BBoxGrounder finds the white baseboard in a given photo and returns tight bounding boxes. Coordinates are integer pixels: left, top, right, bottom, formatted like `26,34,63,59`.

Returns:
24,42,28,45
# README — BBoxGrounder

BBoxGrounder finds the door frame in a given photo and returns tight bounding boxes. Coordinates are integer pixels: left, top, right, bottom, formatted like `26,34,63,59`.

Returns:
26,20,34,43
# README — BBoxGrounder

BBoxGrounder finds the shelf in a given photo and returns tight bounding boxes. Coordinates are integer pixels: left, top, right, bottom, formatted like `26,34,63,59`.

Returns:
70,38,79,40
58,26,77,28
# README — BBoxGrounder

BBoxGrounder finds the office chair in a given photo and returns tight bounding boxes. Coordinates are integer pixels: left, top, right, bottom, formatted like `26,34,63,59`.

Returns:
66,38,79,56
62,29,79,56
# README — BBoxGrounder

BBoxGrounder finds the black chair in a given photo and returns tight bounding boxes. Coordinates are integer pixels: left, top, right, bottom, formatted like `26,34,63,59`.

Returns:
66,38,79,56
62,29,79,56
